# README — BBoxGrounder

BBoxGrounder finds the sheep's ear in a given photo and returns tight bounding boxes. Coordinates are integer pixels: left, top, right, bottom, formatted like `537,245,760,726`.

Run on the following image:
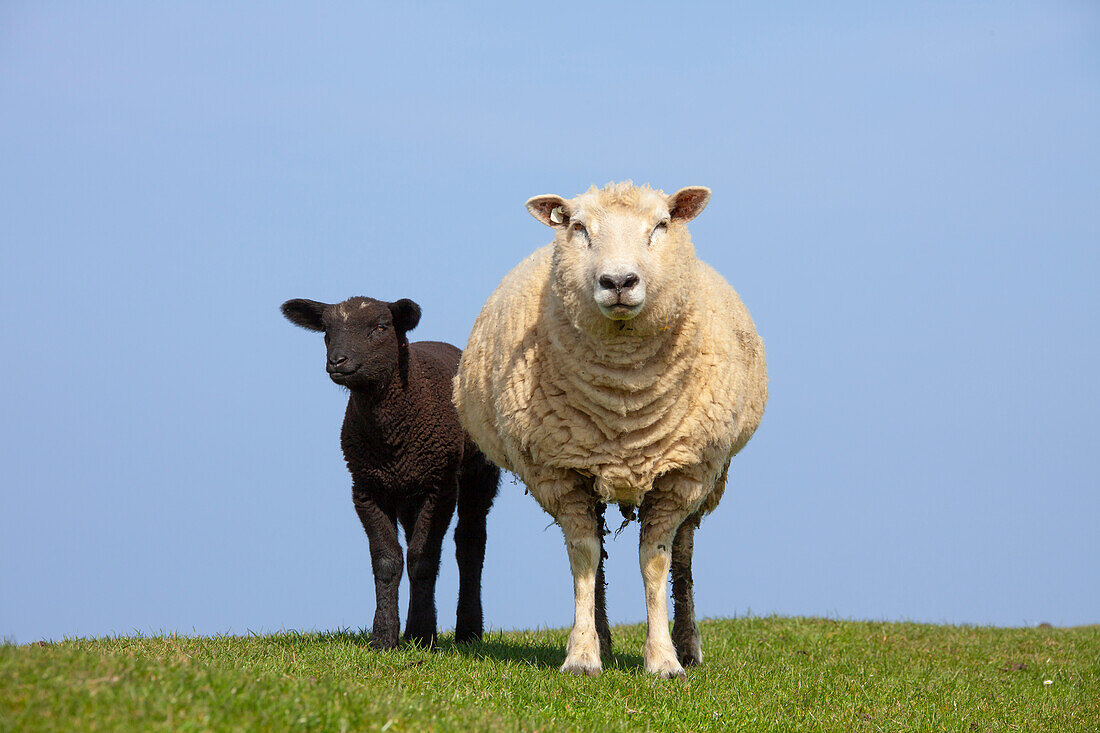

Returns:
668,186,711,222
281,299,327,332
525,195,570,228
388,298,421,335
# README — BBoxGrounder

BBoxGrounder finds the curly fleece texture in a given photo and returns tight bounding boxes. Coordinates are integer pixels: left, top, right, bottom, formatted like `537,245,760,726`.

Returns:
454,183,767,515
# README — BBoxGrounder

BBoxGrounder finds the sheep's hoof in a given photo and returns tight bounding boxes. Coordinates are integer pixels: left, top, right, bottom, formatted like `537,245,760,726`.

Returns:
598,632,613,658
646,655,687,679
675,635,703,667
560,652,602,677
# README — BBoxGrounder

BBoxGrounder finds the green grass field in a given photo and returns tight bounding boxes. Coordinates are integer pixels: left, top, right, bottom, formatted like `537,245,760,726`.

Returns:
2,617,1097,731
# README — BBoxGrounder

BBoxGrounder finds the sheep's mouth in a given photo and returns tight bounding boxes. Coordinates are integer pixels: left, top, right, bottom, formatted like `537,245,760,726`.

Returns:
328,368,360,384
599,302,643,321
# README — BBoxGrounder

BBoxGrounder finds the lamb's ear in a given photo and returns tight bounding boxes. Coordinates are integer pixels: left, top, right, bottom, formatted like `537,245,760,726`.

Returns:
668,186,711,222
281,299,327,332
525,195,570,228
388,298,421,335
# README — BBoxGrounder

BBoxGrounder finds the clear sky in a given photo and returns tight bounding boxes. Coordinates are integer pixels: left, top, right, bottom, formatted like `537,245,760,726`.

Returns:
2,2,1097,644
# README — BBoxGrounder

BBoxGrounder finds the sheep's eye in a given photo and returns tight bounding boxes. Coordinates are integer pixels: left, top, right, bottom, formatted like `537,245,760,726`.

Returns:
572,222,590,246
650,220,669,242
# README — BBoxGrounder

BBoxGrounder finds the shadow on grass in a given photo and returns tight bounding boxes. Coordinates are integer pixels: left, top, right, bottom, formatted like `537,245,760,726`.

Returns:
439,635,645,671
261,628,644,671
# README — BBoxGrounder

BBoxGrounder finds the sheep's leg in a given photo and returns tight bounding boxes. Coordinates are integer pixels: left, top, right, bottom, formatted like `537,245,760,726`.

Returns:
454,462,497,643
353,489,403,650
594,501,612,658
638,486,702,679
671,511,704,667
402,490,456,648
533,473,602,676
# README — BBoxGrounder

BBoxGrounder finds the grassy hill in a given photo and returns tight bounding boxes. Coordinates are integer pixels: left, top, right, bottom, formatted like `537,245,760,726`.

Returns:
2,617,1097,731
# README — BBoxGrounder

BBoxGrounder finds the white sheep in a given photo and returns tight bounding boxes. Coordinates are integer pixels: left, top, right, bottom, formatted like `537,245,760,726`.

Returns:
454,182,767,678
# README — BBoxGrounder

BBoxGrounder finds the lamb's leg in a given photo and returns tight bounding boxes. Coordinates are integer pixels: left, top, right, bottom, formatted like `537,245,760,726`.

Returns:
402,491,456,649
352,489,403,650
454,462,497,643
671,511,704,667
638,483,703,679
594,501,612,658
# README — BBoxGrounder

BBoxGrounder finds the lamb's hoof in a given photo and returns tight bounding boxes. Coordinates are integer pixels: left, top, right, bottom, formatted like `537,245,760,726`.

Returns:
454,628,482,645
368,634,399,651
560,651,602,677
402,630,437,649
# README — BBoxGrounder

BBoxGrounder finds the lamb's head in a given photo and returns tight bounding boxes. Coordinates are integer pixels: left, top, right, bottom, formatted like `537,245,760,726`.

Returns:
526,182,710,335
281,296,421,392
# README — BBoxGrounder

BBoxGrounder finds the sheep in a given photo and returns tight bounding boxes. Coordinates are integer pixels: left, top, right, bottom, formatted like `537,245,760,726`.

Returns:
282,296,499,649
453,182,767,678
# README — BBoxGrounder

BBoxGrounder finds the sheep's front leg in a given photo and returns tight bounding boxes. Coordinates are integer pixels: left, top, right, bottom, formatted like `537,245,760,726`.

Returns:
534,472,602,676
639,483,704,679
352,488,403,650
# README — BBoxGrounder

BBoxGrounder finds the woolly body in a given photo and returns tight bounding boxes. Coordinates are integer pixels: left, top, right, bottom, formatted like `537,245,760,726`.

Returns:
283,296,499,650
455,245,765,510
454,182,767,678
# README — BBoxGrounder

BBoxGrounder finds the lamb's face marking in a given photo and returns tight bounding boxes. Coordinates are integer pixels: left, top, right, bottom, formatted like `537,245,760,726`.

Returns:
321,298,399,390
281,296,422,394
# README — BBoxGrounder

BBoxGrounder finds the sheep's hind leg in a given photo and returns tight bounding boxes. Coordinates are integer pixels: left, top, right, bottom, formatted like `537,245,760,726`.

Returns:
639,485,702,679
353,489,403,650
671,511,704,667
402,490,457,649
594,502,612,658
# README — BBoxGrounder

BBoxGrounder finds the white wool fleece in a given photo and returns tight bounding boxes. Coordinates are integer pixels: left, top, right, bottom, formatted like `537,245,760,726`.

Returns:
453,182,767,515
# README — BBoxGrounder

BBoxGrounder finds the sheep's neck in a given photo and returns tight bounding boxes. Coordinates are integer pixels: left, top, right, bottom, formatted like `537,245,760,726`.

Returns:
549,294,703,377
347,360,418,431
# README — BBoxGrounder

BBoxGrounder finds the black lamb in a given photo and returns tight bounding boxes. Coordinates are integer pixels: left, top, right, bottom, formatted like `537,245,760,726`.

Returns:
281,296,499,649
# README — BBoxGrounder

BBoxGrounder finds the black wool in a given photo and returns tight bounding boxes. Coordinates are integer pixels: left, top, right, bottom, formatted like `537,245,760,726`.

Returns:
282,296,500,649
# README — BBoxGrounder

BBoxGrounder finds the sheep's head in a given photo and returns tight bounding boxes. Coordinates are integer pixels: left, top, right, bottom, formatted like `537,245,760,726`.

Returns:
527,182,710,336
281,296,421,393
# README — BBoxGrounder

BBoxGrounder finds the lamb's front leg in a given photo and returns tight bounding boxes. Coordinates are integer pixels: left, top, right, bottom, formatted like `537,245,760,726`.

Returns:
352,488,402,650
639,481,705,679
533,471,602,676
402,489,456,649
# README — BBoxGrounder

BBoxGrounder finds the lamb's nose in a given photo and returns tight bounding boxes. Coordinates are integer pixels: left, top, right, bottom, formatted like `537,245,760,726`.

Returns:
598,272,640,291
328,354,348,367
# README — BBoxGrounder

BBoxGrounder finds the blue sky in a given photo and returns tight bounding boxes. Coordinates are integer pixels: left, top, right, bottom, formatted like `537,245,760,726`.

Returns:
2,2,1097,643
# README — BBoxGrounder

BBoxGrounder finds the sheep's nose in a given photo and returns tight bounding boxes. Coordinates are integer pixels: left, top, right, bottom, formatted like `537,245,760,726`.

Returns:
327,353,354,374
598,272,640,292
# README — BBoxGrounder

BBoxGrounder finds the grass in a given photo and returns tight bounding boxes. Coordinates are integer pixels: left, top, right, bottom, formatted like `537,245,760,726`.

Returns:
2,617,1097,731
